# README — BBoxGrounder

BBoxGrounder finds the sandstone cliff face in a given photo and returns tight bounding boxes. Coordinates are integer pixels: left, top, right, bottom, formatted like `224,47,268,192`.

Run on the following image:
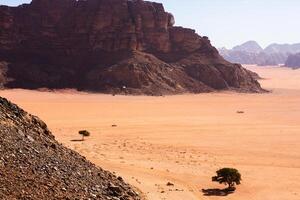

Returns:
0,96,141,199
0,0,263,95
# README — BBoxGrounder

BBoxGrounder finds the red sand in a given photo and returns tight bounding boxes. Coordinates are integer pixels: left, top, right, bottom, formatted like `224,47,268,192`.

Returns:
1,65,299,200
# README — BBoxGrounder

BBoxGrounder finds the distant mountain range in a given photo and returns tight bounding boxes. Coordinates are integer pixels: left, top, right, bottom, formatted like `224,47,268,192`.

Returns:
219,41,300,67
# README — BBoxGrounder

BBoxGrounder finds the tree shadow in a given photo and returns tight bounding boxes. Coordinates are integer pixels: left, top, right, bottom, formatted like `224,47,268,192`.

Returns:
201,188,235,196
70,139,84,142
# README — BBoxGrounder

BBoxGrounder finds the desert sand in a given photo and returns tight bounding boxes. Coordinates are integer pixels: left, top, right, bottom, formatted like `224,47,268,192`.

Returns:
0,65,299,200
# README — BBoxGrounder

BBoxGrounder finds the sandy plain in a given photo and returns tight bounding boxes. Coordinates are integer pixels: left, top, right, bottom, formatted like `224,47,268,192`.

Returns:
0,65,299,200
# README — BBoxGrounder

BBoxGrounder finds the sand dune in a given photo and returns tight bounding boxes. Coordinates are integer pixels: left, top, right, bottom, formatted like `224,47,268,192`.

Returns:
0,65,299,200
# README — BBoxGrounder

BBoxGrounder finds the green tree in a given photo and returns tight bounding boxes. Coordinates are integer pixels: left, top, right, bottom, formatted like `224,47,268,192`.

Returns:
212,168,241,189
79,130,90,141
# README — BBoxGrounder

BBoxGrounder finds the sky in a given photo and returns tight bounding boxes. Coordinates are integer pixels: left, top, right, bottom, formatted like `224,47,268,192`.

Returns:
1,0,300,49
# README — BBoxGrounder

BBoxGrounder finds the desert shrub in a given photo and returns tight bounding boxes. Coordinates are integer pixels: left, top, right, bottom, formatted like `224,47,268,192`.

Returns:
79,130,90,141
212,168,241,189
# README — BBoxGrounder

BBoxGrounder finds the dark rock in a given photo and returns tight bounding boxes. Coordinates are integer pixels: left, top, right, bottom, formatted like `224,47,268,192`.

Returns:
108,183,123,196
166,182,174,186
0,96,141,200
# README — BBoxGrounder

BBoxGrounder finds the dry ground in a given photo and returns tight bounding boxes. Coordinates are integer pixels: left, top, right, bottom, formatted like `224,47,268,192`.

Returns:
0,65,300,200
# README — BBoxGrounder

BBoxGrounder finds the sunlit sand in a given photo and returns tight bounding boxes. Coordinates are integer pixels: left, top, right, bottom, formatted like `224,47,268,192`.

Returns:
0,65,299,200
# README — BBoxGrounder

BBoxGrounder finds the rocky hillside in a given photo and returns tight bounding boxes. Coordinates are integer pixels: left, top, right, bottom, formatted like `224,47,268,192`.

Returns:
220,41,300,66
285,53,300,69
0,0,263,95
0,96,141,200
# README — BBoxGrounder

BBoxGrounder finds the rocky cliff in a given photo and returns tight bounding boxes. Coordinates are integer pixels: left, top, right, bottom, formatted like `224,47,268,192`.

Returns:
0,0,263,95
285,53,300,69
0,96,141,199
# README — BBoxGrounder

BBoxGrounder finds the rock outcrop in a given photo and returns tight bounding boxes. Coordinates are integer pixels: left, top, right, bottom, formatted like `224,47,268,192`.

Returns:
0,96,141,199
0,0,263,95
285,53,300,69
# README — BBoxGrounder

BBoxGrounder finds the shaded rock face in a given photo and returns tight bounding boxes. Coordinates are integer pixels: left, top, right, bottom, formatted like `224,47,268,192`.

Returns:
0,62,9,88
0,96,141,199
0,0,263,95
285,53,300,69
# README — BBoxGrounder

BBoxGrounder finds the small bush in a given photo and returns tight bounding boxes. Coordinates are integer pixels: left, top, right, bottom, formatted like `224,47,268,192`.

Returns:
79,130,90,141
212,168,241,189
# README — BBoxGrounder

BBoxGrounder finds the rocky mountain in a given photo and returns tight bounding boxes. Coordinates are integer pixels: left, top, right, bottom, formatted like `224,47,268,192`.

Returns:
264,43,300,54
0,96,141,199
220,41,300,66
232,41,263,53
285,53,300,69
0,0,263,95
219,48,260,65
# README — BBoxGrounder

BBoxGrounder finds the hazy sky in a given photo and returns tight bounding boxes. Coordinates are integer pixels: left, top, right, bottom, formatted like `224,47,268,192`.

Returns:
1,0,300,48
